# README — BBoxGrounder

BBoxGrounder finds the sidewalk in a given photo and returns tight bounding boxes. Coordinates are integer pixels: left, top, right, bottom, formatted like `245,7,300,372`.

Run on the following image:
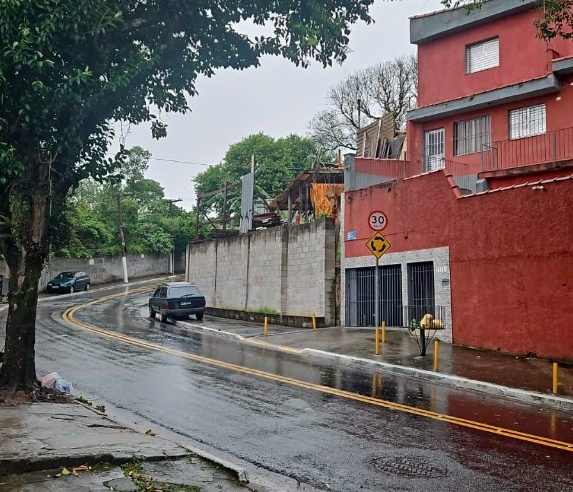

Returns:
0,401,248,491
179,317,573,410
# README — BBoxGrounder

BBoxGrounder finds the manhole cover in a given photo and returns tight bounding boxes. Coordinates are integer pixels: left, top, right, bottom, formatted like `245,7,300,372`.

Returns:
371,457,447,479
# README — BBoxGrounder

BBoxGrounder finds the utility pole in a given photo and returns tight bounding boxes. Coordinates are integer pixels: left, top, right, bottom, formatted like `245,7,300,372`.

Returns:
195,196,201,241
116,193,129,283
165,198,182,274
221,182,228,230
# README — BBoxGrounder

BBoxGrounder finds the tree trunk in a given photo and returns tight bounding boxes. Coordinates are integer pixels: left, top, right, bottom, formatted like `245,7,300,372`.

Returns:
0,169,51,393
0,247,44,392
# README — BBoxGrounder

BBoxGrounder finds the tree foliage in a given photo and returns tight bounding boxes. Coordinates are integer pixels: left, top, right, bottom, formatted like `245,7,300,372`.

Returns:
194,133,326,217
0,0,374,392
58,147,196,258
309,55,417,151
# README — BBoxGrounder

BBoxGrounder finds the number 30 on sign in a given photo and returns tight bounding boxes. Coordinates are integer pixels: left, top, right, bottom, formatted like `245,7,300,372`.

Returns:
368,211,388,231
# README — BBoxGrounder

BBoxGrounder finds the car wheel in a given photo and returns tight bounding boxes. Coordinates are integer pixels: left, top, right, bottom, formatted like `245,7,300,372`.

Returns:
196,312,204,321
85,283,90,292
70,285,74,294
160,311,168,323
149,306,156,319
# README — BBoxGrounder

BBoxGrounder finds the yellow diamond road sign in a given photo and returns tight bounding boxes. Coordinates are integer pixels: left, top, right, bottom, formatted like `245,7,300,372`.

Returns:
366,232,391,259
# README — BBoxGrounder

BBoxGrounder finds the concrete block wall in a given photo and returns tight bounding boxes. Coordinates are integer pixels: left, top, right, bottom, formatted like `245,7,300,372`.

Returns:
186,218,338,325
0,253,169,293
186,241,217,307
246,227,283,313
215,235,250,311
286,220,336,320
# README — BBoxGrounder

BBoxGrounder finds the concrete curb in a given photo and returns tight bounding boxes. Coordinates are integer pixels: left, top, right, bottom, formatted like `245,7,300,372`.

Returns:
177,321,573,412
180,445,249,484
73,400,249,484
0,400,249,484
175,320,246,342
302,349,573,412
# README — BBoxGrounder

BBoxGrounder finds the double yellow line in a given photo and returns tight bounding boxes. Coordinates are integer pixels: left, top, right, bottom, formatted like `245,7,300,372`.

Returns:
62,288,573,453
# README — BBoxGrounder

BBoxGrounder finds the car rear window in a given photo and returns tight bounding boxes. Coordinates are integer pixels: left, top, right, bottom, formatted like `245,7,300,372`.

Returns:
57,272,75,279
168,286,201,297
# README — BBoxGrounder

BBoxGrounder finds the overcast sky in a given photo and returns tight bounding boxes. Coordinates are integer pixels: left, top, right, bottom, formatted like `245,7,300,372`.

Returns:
122,0,443,210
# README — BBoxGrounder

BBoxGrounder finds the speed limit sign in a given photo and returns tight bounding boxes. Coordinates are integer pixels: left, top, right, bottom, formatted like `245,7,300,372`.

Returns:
368,211,388,231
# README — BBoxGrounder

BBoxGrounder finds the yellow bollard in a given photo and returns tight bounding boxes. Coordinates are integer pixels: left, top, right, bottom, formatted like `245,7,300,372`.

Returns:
552,362,559,394
312,314,317,330
433,340,440,371
382,320,387,344
375,327,380,355
264,316,268,337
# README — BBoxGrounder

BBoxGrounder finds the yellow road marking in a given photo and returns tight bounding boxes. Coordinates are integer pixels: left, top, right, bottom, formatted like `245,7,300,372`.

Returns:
62,288,573,453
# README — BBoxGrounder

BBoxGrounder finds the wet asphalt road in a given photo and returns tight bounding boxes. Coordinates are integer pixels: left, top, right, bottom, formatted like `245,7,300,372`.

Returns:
2,282,573,491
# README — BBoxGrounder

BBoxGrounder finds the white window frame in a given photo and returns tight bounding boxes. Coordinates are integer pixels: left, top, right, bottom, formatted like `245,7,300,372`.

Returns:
466,37,499,74
454,115,491,156
509,104,546,140
424,128,445,172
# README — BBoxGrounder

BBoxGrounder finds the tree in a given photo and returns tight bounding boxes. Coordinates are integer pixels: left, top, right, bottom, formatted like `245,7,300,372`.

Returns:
441,1,573,40
194,133,326,218
58,147,197,258
0,0,374,393
309,55,417,151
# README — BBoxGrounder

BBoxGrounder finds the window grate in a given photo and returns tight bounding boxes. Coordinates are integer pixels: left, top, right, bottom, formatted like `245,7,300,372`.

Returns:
424,128,445,172
509,104,546,140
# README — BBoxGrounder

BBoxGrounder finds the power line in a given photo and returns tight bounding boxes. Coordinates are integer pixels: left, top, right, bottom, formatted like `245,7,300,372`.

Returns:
150,157,213,167
105,152,214,167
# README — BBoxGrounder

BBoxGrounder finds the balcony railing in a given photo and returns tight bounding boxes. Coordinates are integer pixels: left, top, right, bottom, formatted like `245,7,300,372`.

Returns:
354,154,475,192
481,127,573,172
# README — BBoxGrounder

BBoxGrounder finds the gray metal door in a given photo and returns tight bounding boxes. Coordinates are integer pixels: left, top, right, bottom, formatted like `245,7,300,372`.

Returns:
406,262,435,322
345,265,402,327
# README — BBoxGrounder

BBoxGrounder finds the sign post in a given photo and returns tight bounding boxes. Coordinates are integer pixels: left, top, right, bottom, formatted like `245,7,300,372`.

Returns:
374,257,380,329
366,223,391,329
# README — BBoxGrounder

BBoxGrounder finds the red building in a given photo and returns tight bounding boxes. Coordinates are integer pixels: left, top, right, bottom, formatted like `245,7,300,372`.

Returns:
342,0,573,360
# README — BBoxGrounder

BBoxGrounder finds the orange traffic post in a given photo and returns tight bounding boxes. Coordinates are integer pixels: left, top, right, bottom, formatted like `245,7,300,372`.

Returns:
264,316,268,337
375,327,380,355
552,362,559,394
312,314,317,330
433,340,440,371
382,320,387,343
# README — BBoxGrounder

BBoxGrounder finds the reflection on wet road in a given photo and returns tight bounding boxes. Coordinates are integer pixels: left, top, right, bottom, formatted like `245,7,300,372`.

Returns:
8,284,573,491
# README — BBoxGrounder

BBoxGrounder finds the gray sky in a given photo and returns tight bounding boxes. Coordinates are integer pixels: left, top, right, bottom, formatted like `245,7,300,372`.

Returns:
122,0,443,210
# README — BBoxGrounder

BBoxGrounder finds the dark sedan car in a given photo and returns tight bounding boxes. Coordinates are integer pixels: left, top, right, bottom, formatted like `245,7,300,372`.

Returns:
46,271,91,294
149,282,206,322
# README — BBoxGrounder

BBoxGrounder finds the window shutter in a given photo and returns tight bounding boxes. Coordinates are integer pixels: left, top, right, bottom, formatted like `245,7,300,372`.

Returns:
466,38,499,73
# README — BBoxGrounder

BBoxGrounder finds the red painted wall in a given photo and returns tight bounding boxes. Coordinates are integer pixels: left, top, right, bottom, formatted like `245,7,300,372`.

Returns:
417,9,573,107
344,172,573,360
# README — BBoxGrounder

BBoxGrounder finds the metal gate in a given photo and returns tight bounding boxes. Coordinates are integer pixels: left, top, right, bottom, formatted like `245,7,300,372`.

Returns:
406,262,435,323
345,265,403,327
